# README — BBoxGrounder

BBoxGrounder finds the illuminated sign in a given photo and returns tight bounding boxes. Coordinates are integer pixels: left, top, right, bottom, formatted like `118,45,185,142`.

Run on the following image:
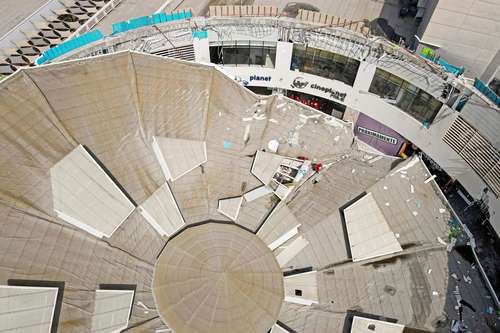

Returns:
357,126,398,145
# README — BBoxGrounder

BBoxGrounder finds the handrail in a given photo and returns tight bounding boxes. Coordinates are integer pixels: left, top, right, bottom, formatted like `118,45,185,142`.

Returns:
71,0,124,38
36,30,104,65
474,78,500,108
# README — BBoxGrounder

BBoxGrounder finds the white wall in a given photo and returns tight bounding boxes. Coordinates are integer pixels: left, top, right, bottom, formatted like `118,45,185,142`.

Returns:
193,38,210,63
420,0,500,78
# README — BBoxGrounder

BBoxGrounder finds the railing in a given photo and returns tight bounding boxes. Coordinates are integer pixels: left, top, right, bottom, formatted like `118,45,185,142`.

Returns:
35,14,452,90
474,78,500,108
71,0,124,37
419,52,464,77
111,9,192,35
36,30,104,65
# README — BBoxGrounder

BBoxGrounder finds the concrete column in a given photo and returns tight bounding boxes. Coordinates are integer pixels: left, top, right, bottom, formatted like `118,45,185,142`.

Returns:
275,42,293,73
353,61,377,93
193,38,210,64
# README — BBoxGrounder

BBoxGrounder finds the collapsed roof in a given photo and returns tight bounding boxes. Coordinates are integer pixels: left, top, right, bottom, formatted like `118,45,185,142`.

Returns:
0,51,483,332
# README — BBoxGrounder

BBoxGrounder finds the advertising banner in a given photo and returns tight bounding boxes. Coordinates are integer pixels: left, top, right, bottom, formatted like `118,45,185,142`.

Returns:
354,113,405,156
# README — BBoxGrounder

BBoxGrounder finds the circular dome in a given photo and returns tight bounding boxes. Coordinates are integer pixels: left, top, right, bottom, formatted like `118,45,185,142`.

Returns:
153,222,284,333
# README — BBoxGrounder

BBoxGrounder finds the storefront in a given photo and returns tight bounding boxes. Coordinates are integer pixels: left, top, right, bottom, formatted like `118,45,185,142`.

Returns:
246,86,274,95
209,41,277,68
354,113,406,156
286,90,346,118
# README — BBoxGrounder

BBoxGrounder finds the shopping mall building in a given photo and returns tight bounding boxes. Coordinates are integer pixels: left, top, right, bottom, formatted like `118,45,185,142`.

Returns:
32,7,499,237
0,2,499,333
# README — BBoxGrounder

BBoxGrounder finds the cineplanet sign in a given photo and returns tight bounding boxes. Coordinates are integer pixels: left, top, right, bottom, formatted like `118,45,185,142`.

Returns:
290,76,346,102
310,83,347,102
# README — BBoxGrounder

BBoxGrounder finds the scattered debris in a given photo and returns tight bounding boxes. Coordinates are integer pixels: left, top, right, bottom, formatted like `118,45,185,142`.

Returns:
383,186,388,190
412,211,418,216
432,291,439,296
334,136,340,142
395,233,400,238
428,269,432,274
437,237,447,246
351,169,356,174
416,201,421,209
439,208,446,214
410,184,414,193
424,174,437,184
269,118,278,123
393,157,419,173
486,306,494,314
383,285,397,296
463,275,472,284
242,117,252,122
137,301,150,310
451,273,458,280
368,155,383,164
385,202,390,206
267,140,279,153
243,125,250,143
223,141,232,149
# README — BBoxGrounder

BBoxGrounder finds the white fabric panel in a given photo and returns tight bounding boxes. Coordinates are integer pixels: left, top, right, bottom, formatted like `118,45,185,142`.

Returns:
351,316,405,333
217,196,244,221
0,285,58,333
268,225,301,251
344,193,402,262
284,271,318,305
251,150,284,185
257,205,300,246
152,137,207,181
50,145,135,238
91,289,135,333
276,236,309,268
243,185,273,202
283,296,317,306
139,183,185,237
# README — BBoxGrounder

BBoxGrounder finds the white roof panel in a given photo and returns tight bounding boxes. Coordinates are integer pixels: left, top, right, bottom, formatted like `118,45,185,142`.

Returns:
0,285,58,333
50,145,135,238
351,316,404,333
140,183,185,237
344,193,402,262
276,236,309,268
217,196,244,221
91,289,135,333
284,271,318,306
152,137,207,181
251,151,284,185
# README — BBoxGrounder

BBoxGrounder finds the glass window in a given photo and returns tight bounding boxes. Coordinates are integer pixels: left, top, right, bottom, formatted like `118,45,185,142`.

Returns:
369,68,443,123
209,41,276,67
488,77,500,96
290,45,360,86
249,43,263,66
369,69,401,99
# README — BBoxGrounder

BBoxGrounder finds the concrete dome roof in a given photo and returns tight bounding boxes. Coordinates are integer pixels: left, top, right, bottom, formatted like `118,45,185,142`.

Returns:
153,222,284,333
